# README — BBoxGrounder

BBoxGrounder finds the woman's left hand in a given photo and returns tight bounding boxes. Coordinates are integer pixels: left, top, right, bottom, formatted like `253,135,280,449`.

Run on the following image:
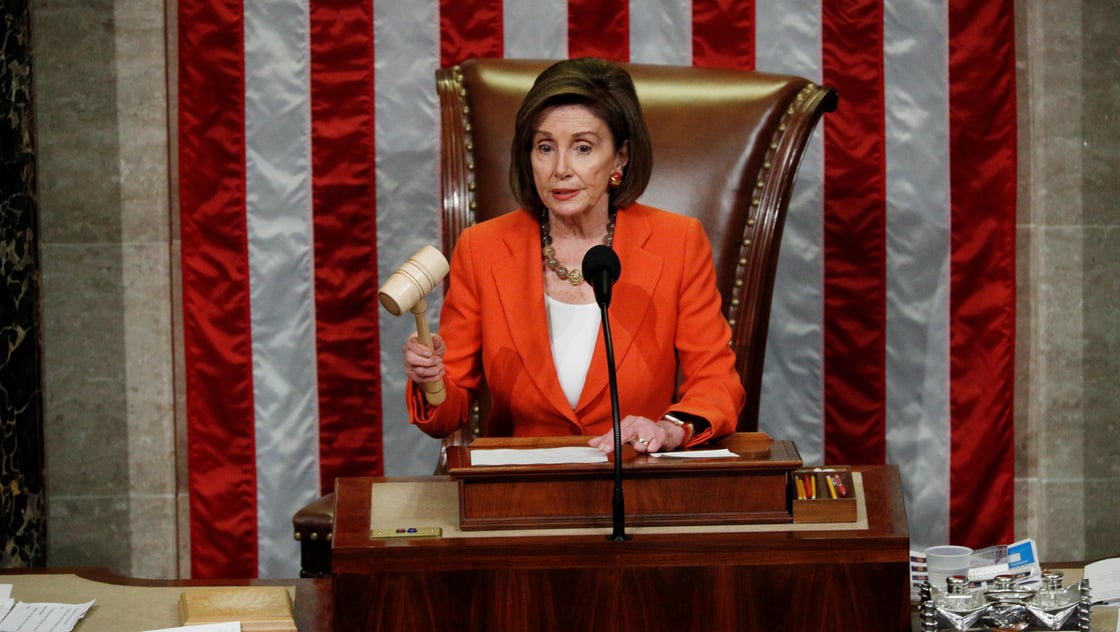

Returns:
588,415,688,454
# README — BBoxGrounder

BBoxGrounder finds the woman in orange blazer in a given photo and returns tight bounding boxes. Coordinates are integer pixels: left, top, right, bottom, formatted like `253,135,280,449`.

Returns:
404,58,744,453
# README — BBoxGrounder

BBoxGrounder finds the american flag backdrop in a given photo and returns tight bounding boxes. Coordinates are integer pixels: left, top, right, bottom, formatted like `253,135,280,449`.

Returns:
178,0,1016,579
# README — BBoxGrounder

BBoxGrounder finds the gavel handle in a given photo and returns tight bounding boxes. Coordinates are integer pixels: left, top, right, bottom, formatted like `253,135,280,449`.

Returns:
411,298,447,405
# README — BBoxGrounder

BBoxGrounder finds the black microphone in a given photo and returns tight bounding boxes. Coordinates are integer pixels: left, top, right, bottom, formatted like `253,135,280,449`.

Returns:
582,245,630,541
582,245,621,308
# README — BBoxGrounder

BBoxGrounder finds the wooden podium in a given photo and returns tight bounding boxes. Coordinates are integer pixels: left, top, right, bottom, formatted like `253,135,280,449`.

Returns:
331,434,911,631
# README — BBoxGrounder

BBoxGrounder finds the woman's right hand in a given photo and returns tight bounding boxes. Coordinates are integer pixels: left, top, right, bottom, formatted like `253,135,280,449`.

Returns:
403,333,446,384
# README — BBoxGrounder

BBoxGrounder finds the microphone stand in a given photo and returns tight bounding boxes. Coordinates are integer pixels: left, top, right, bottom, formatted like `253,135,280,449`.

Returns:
583,244,629,542
598,299,630,542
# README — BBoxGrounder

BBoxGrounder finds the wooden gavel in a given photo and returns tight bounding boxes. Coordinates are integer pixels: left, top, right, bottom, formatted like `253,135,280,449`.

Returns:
378,245,450,405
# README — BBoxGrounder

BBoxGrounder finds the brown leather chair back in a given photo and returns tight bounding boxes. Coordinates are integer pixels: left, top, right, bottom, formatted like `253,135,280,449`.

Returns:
437,58,836,434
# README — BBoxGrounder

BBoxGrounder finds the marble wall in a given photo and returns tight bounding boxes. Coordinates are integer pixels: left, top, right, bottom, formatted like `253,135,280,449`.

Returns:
19,0,1120,578
30,0,180,578
1015,0,1120,561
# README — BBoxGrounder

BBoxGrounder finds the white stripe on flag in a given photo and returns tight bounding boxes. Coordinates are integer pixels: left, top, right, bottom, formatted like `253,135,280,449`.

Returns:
883,0,951,550
244,0,319,577
629,0,691,65
376,0,444,477
505,0,567,59
756,0,826,467
756,0,823,77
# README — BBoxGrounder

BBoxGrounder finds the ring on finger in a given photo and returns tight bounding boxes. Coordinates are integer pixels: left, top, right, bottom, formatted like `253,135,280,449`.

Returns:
636,436,648,445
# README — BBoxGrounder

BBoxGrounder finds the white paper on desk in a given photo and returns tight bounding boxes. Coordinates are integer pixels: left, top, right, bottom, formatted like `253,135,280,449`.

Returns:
144,623,241,632
0,585,13,624
1085,557,1120,605
471,446,608,466
649,448,738,459
0,599,94,632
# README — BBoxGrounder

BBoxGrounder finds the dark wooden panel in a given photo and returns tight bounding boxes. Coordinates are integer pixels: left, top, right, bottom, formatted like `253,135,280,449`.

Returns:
335,562,909,632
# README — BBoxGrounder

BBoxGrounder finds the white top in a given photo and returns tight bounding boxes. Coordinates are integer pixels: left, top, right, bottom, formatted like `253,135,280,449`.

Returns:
545,295,601,409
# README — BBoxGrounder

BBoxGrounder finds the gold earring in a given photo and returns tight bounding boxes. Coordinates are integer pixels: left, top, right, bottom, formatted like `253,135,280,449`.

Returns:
609,171,622,187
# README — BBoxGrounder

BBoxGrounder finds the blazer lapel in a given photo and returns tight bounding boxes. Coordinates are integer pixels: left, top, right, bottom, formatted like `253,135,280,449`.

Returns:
576,209,661,413
491,213,579,420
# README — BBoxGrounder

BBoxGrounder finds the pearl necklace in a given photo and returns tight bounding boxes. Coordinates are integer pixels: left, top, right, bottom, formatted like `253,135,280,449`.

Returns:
540,209,616,285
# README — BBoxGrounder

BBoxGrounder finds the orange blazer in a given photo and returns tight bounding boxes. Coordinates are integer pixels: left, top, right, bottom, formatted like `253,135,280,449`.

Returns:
407,203,745,444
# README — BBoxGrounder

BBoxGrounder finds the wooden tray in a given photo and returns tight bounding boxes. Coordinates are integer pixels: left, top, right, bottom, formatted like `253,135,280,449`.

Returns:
790,465,858,523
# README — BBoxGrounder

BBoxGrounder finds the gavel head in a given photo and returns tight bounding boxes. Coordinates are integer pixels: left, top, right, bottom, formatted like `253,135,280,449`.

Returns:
378,245,450,316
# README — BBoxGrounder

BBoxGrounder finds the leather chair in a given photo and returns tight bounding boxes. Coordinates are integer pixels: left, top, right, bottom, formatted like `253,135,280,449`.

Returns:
292,58,837,577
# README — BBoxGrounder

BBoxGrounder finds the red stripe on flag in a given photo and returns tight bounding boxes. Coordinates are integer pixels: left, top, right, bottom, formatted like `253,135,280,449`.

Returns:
947,0,1016,548
440,0,503,68
178,0,258,578
821,2,888,466
692,0,755,70
309,2,383,490
569,0,628,61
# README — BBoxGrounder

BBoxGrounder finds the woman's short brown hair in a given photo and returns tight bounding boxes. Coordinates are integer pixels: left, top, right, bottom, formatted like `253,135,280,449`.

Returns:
509,57,653,215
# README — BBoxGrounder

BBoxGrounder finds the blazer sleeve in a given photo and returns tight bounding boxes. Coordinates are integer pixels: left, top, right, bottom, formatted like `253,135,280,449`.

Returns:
406,228,485,437
666,218,745,445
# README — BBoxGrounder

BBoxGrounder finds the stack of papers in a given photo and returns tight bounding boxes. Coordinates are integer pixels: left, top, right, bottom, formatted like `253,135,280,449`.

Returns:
470,446,739,467
967,538,1043,587
1084,557,1120,606
0,585,94,632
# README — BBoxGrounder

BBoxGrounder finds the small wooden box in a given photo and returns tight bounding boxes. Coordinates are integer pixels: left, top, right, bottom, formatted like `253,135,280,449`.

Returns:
790,466,858,523
178,586,297,632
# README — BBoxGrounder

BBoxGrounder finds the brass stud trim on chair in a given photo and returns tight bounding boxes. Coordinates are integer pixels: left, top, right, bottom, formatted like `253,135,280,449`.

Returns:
727,81,820,345
455,69,479,228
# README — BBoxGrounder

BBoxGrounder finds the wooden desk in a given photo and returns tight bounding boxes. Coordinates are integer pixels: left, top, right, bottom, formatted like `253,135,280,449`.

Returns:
0,568,332,632
331,465,911,631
